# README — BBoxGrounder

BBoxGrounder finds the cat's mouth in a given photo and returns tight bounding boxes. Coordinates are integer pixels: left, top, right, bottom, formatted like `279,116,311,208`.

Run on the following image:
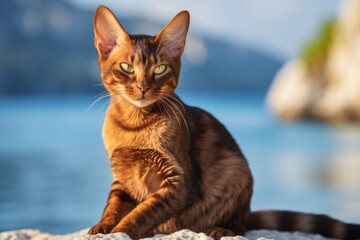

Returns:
123,89,159,107
128,95,155,108
134,93,147,102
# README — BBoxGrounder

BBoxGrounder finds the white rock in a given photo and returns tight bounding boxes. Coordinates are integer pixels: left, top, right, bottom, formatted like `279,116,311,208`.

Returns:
0,229,336,240
316,0,360,121
266,59,318,120
267,0,360,122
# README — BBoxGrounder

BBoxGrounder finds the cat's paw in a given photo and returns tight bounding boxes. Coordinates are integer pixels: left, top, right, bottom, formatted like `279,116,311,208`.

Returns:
205,227,235,240
111,225,137,239
88,222,115,235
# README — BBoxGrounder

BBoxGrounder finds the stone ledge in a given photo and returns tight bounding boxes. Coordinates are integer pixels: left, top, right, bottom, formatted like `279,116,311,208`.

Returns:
0,229,334,240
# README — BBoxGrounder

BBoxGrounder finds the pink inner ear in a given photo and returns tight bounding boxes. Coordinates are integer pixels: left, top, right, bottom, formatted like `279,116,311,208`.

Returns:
99,40,117,58
94,6,129,59
168,41,184,57
155,12,189,58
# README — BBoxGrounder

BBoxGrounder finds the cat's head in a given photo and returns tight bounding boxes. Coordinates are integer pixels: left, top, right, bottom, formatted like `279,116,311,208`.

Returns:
94,6,190,108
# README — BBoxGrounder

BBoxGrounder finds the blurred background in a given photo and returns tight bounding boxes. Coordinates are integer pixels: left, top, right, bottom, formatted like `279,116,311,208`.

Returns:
1,0,360,235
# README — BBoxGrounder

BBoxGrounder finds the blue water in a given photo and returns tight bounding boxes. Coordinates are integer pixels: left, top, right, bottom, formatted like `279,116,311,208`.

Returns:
0,92,360,234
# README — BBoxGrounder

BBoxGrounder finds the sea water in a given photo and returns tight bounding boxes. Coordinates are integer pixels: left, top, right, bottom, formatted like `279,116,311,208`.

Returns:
0,92,359,234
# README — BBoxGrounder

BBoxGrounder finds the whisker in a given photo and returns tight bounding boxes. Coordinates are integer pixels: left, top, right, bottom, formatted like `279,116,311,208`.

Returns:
87,88,125,114
161,97,182,131
112,92,125,107
159,99,172,125
86,93,110,113
161,92,186,112
97,98,110,118
162,96,190,140
162,95,190,140
92,83,105,87
93,90,109,99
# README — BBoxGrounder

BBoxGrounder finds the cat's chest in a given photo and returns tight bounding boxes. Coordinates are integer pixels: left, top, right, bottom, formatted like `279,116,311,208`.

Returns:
110,148,167,202
102,117,167,156
111,151,163,202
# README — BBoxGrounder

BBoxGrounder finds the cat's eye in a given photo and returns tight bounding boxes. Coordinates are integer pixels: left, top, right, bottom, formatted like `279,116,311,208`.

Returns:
153,64,167,75
120,62,134,74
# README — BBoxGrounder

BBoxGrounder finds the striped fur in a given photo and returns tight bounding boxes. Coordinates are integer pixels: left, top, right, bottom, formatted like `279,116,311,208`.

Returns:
88,6,360,240
246,211,360,240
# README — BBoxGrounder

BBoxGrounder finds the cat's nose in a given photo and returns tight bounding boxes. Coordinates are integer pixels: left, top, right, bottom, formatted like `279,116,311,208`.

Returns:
137,83,151,94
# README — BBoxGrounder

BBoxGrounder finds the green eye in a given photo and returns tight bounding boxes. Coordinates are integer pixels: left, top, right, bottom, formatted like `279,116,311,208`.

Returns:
153,64,166,75
120,62,134,74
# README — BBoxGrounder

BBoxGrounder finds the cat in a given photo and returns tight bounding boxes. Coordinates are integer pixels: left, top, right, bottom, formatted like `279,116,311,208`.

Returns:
88,6,360,240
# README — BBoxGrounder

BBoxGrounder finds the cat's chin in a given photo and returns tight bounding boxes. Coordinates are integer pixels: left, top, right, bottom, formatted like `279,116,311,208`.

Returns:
126,97,156,108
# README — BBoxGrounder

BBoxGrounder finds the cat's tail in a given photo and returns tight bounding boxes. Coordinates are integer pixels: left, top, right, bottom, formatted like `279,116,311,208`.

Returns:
245,210,360,240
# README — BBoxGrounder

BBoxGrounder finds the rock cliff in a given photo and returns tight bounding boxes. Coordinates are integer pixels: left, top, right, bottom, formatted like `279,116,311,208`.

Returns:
267,0,360,122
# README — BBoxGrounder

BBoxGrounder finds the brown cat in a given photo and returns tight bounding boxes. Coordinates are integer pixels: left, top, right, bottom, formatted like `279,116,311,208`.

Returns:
88,6,360,240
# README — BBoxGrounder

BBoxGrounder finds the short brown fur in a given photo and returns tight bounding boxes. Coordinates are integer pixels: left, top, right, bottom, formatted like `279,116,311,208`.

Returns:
88,6,360,240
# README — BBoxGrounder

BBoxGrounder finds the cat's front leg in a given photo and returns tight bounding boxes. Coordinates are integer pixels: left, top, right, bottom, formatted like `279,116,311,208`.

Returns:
110,187,187,239
109,149,191,239
88,181,136,234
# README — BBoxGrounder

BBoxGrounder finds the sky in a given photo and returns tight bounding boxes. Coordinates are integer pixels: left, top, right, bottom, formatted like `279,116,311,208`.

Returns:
69,0,341,59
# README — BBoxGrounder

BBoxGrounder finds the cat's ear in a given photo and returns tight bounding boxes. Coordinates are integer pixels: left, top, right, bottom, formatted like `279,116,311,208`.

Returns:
94,6,130,59
154,11,190,58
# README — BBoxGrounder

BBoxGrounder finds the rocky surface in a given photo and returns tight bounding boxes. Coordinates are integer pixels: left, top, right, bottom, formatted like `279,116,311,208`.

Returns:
267,0,360,122
0,229,334,240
